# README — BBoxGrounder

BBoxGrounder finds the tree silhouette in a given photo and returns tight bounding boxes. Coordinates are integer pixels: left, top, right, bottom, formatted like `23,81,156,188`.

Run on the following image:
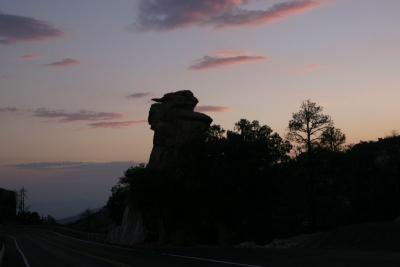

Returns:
43,215,57,225
206,124,226,142
287,100,332,154
228,119,291,165
106,112,400,245
320,126,346,152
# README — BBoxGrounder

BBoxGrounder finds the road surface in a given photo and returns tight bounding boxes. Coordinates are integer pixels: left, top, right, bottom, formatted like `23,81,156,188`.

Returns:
1,227,400,267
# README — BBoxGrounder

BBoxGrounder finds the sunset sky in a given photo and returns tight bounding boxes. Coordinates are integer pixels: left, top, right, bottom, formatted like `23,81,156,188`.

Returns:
1,0,400,218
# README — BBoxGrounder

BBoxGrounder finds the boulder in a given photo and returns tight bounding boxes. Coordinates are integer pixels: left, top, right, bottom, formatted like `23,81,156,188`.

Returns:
107,206,146,245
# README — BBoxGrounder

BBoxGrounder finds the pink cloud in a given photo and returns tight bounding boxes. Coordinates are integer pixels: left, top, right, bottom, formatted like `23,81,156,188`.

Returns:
196,105,230,113
135,0,322,31
20,54,41,61
45,58,80,67
88,120,147,128
215,0,322,28
190,50,265,70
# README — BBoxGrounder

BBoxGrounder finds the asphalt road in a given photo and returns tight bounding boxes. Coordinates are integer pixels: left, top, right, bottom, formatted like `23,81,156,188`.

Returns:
2,227,400,267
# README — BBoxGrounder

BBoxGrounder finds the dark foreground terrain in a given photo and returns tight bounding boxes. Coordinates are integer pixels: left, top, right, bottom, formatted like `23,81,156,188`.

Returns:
2,227,400,267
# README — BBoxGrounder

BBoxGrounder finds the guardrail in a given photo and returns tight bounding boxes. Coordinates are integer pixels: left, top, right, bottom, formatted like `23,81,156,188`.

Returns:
0,242,5,267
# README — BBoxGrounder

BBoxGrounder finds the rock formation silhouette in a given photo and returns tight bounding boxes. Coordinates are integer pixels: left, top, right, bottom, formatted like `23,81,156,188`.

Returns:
108,90,212,245
148,90,212,170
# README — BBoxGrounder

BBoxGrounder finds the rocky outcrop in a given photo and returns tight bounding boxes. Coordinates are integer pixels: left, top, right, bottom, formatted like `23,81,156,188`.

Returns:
108,90,212,245
147,90,212,170
107,206,146,245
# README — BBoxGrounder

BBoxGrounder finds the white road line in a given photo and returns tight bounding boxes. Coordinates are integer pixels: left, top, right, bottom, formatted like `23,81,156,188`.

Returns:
10,236,32,267
44,230,269,267
0,243,5,265
32,234,134,267
162,253,268,267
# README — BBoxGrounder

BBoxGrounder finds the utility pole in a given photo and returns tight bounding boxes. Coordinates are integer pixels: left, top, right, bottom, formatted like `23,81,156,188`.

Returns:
18,187,27,214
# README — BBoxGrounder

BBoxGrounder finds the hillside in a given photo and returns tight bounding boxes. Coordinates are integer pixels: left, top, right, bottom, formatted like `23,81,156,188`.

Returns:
0,188,16,223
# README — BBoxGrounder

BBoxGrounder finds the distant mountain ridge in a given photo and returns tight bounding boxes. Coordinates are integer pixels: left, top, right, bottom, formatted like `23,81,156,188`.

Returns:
57,207,101,225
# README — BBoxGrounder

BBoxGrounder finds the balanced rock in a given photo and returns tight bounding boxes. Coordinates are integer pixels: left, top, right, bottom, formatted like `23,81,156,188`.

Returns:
147,90,212,170
108,90,212,245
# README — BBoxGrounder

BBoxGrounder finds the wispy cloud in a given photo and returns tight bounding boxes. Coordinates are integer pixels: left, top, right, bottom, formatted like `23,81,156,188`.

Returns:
189,50,265,70
196,105,230,113
45,58,80,67
13,162,85,170
127,92,152,99
0,107,18,113
291,63,322,74
88,120,147,129
0,11,64,44
20,54,41,61
33,108,122,122
135,0,322,31
1,106,132,126
11,161,136,171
